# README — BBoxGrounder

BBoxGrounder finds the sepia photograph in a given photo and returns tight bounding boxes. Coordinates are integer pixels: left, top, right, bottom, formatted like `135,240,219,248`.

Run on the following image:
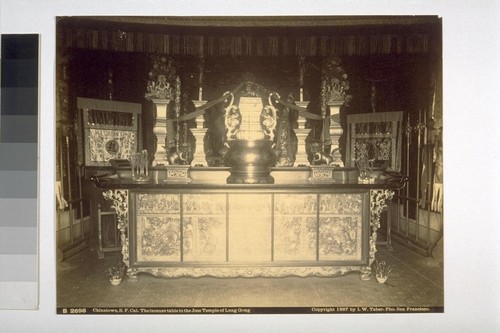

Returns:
1,0,499,332
55,15,444,314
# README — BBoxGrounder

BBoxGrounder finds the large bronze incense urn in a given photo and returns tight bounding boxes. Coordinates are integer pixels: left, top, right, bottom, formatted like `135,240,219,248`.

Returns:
224,139,276,184
222,86,278,184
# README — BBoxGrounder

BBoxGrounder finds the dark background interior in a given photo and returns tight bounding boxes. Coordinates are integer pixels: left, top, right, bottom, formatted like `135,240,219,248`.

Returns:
57,17,442,220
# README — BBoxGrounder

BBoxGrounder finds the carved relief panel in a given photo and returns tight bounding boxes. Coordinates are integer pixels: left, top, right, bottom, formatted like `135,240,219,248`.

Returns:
346,111,403,172
77,97,141,167
131,190,368,269
183,194,226,262
87,129,136,164
136,193,181,261
274,194,317,261
318,193,364,261
137,215,181,261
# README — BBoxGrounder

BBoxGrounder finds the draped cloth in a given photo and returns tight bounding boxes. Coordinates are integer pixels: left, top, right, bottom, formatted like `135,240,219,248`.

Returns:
169,81,336,146
77,97,142,114
176,82,326,122
61,27,434,57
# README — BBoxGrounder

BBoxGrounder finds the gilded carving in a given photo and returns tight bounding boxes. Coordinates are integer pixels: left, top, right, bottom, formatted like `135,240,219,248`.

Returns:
370,189,394,229
134,265,362,279
102,189,394,281
322,57,350,104
144,54,176,100
366,189,395,275
103,190,129,265
223,92,241,142
260,93,278,141
102,190,128,231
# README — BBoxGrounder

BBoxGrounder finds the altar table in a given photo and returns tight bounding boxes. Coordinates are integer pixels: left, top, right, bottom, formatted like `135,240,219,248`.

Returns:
93,168,399,281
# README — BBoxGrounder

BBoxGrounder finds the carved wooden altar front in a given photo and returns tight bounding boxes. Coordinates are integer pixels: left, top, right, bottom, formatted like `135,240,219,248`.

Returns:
98,178,396,281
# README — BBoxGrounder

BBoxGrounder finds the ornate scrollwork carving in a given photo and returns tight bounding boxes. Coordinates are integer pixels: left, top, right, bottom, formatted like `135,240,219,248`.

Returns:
322,56,350,104
103,189,129,266
367,189,395,273
135,265,362,279
260,93,278,141
370,189,394,229
145,55,176,100
223,91,242,142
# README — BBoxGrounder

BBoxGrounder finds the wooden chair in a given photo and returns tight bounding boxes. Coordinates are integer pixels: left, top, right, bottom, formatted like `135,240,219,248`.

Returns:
97,203,121,259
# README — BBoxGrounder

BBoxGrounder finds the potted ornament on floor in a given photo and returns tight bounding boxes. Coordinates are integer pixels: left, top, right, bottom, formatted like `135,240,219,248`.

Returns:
373,260,392,284
105,262,126,286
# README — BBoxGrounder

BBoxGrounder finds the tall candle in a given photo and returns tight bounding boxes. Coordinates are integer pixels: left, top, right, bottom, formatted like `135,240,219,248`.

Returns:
300,88,303,102
199,86,203,101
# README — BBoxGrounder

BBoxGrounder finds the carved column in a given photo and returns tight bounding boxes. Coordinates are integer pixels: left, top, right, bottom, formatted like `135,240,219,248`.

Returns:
294,101,311,166
151,98,170,166
328,101,344,166
191,100,207,166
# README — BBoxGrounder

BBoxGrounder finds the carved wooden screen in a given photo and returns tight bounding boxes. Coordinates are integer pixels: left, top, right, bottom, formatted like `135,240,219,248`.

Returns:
345,111,403,172
130,190,369,266
77,97,142,167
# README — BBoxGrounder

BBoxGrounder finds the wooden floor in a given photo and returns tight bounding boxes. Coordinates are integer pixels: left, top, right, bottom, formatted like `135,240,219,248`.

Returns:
56,233,443,311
